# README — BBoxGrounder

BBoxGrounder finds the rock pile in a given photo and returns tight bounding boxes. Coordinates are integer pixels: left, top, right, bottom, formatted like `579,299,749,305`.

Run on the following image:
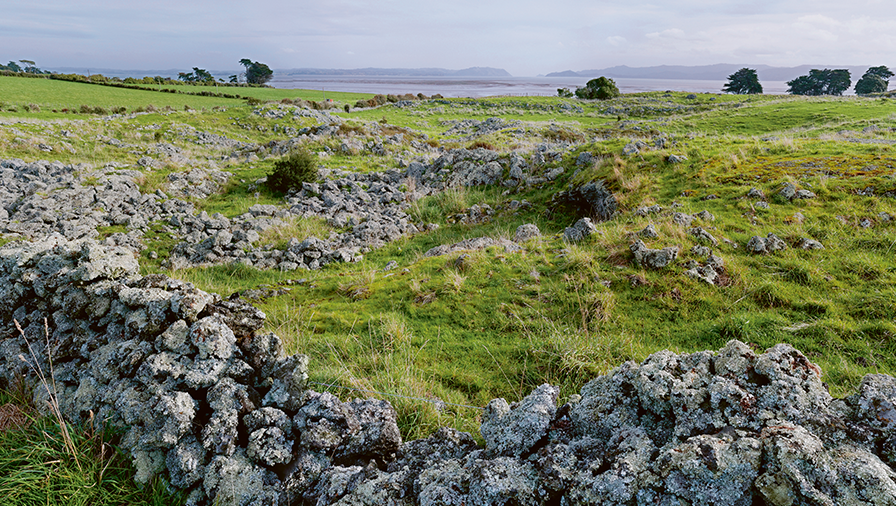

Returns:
0,236,395,505
0,150,565,273
0,159,196,241
3,238,896,505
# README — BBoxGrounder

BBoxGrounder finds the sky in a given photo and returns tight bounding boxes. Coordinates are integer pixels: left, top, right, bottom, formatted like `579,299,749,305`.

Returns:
2,0,895,76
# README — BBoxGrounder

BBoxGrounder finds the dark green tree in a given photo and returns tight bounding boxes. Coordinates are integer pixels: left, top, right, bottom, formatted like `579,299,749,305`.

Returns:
557,87,573,98
178,67,214,83
239,59,273,85
787,69,851,96
19,59,40,73
722,68,763,94
574,77,620,100
855,66,894,95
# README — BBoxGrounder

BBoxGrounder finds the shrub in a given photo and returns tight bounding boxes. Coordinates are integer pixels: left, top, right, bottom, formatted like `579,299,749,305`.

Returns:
575,77,620,100
266,149,319,194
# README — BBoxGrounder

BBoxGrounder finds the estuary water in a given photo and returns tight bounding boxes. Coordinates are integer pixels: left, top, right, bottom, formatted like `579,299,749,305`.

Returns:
269,75,794,98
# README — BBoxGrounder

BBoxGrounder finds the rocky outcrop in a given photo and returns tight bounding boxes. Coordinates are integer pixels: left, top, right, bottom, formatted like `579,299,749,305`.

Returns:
4,238,896,505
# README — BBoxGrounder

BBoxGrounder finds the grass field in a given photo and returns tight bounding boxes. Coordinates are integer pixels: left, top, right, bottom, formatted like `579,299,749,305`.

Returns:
2,75,896,503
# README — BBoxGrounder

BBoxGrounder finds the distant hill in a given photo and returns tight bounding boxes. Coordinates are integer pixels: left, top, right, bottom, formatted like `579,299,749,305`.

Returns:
548,64,876,82
279,67,512,77
47,66,513,80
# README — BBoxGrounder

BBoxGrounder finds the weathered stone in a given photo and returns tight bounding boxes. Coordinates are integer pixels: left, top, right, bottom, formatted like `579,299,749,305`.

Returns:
630,240,679,269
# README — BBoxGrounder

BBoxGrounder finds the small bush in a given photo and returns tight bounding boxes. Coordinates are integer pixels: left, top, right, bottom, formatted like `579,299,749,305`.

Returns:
27,103,40,113
266,150,318,194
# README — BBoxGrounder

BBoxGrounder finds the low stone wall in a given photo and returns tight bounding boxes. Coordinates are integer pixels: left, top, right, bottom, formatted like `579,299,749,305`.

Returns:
2,237,896,505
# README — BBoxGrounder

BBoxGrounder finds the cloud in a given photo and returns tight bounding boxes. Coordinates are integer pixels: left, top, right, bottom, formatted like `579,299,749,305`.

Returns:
646,28,686,40
4,1,896,76
607,36,627,47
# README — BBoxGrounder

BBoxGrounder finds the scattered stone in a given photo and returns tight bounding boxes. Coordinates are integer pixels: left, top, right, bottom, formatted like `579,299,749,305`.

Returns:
798,238,824,250
513,223,541,243
747,187,765,199
424,237,521,257
575,152,593,166
672,212,694,227
667,154,688,164
564,218,598,242
639,224,659,239
688,227,718,246
747,233,788,254
630,240,679,269
635,204,662,216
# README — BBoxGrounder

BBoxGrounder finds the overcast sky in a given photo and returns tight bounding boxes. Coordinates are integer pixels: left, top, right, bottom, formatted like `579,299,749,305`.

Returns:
2,0,894,76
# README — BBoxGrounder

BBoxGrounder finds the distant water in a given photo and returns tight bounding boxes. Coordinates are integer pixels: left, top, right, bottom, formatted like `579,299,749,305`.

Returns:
270,75,795,98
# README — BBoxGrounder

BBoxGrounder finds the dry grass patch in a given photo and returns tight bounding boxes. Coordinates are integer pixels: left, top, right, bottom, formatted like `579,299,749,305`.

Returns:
0,403,30,432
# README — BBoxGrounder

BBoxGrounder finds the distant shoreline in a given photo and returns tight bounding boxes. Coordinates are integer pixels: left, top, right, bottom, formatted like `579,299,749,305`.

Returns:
269,75,800,98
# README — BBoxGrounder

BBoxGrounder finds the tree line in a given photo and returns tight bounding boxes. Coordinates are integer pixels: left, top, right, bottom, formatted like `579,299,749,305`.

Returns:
0,59,49,74
723,66,893,96
2,58,273,86
177,59,273,85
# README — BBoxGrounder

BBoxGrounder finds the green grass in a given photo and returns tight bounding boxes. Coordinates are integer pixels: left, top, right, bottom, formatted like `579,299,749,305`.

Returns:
0,393,184,506
4,74,896,495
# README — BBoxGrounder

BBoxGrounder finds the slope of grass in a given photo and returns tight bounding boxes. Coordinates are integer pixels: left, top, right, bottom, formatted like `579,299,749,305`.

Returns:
2,74,896,494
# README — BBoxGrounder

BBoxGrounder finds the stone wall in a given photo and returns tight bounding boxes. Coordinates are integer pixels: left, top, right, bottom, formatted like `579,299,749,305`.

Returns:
2,237,896,505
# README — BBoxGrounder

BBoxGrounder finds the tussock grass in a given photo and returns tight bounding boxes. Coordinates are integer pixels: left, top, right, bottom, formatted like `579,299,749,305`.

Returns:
257,216,334,249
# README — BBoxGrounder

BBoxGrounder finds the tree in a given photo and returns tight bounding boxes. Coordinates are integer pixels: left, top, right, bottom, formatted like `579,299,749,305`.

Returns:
574,77,620,100
178,67,214,83
787,69,851,96
855,66,894,95
239,59,273,85
557,87,573,98
19,59,38,73
722,68,762,94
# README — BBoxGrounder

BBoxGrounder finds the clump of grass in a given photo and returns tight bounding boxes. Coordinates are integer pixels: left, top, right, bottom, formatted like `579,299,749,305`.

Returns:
337,270,376,300
378,311,414,351
0,399,183,505
257,216,334,249
408,187,473,224
442,268,467,293
1,319,185,504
